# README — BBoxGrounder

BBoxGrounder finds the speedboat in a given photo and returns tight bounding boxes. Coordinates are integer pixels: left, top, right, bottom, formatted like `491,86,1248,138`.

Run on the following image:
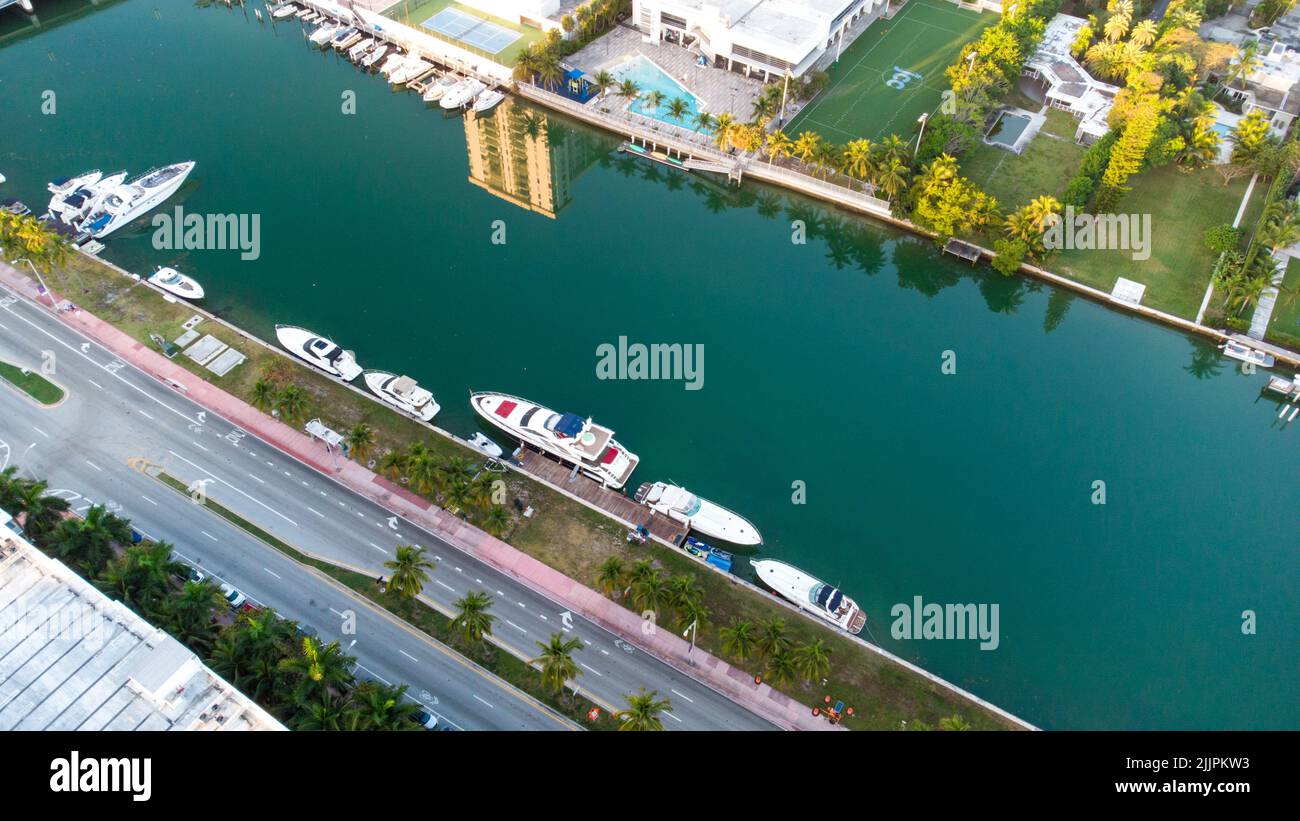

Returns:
379,52,407,78
275,324,363,381
361,43,389,69
634,482,761,545
441,78,485,110
46,170,125,223
308,20,339,45
751,559,867,634
77,162,194,239
390,57,431,85
331,27,361,50
1221,340,1275,368
363,370,440,421
470,391,639,488
468,432,504,458
148,266,205,300
473,88,505,113
271,3,299,19
47,169,102,199
347,37,374,62
423,74,458,102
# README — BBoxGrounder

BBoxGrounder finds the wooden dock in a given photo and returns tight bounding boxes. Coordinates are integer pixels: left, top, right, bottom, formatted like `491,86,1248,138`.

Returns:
942,238,983,265
511,448,687,547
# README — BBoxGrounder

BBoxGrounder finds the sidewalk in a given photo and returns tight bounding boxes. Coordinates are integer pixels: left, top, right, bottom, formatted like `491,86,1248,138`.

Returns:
0,258,835,732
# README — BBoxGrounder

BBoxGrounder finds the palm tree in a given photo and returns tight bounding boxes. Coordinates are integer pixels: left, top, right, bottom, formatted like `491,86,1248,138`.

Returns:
673,597,709,634
939,714,972,731
345,423,375,464
164,579,227,651
765,129,792,166
250,378,277,411
756,617,790,658
1024,195,1062,233
383,544,433,599
483,504,510,536
450,590,496,646
720,618,757,661
47,504,133,574
764,650,797,686
1225,41,1261,93
1129,18,1157,48
692,111,715,134
666,96,688,125
439,455,476,487
378,449,406,481
841,138,876,186
631,569,667,614
596,555,626,597
667,574,701,610
443,479,472,513
274,384,308,425
278,637,356,704
711,112,736,152
794,638,832,684
616,79,640,103
875,157,909,202
643,89,664,111
793,131,821,167
9,477,69,544
347,682,421,730
618,688,673,730
294,693,347,731
532,632,583,696
592,69,614,99
406,450,439,495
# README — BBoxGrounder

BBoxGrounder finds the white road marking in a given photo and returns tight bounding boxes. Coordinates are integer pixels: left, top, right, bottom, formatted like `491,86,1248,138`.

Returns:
354,663,392,686
201,531,218,542
138,409,154,420
247,472,265,484
400,649,418,662
264,568,282,579
192,440,209,452
141,495,157,506
369,544,388,554
600,649,609,656
32,426,48,438
167,450,298,526
473,695,494,709
329,607,347,617
307,506,324,517
579,663,603,677
88,379,104,390
435,580,455,592
84,460,102,472
664,711,682,723
670,689,695,703
538,614,548,621
516,601,526,608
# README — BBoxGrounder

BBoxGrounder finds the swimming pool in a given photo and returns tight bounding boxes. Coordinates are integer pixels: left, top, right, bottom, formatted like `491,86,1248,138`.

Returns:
986,111,1031,147
608,56,703,127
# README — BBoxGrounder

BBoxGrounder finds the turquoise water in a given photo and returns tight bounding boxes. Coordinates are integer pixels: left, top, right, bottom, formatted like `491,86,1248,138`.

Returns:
612,55,703,125
1,0,1296,729
987,111,1031,146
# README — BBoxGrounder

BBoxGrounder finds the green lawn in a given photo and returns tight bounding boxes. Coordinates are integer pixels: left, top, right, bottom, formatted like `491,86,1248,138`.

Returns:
1053,166,1265,319
0,360,64,405
385,0,546,67
962,129,1086,212
788,0,995,143
1266,255,1300,350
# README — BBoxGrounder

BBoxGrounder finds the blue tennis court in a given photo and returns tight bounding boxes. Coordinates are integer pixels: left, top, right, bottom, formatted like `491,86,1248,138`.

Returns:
422,7,520,55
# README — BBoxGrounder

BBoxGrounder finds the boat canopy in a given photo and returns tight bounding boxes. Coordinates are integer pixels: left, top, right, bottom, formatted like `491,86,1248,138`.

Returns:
552,412,584,438
390,375,418,397
814,584,843,613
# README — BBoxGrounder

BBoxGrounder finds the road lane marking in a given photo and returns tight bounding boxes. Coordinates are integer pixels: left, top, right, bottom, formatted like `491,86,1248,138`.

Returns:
141,495,157,506
670,689,695,703
506,620,527,633
32,426,48,438
88,379,104,390
473,695,495,709
191,441,209,452
307,507,324,518
369,543,388,554
435,580,455,592
201,531,218,542
354,663,392,686
167,450,298,526
664,711,682,723
247,473,265,484
138,409,154,420
84,460,102,472
264,568,282,579
538,614,548,621
399,649,418,662
579,663,603,677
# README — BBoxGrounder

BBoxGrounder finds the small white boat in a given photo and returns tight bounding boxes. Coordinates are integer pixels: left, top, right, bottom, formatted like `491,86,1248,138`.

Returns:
468,432,504,458
441,78,485,110
423,74,458,102
379,52,407,78
361,44,389,69
148,267,205,300
363,370,440,421
331,27,362,50
634,482,761,545
473,88,505,113
347,37,374,62
271,3,298,19
1221,340,1275,368
390,57,431,85
308,21,339,45
275,324,363,381
751,559,867,634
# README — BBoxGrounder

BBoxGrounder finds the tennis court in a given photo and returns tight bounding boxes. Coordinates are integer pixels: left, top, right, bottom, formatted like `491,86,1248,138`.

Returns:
787,0,994,143
422,7,520,55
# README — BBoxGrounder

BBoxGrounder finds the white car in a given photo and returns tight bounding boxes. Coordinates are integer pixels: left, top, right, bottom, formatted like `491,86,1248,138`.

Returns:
220,583,247,609
410,710,439,730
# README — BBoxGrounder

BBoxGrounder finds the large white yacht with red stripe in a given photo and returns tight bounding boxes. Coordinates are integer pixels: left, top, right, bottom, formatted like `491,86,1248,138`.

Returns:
470,391,640,489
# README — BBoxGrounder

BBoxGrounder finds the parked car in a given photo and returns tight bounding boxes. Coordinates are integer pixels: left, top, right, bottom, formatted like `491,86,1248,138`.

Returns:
220,583,247,609
187,567,207,584
409,710,439,730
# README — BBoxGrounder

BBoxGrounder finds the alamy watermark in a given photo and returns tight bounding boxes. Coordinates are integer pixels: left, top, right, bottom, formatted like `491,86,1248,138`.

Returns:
891,595,1000,650
1043,206,1151,261
596,336,703,391
151,206,261,261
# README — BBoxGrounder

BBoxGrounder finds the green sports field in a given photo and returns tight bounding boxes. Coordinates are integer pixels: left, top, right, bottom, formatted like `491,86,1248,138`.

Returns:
787,0,995,143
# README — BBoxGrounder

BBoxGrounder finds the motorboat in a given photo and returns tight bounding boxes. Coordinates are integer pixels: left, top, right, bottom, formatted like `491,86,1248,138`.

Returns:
390,57,431,85
347,37,375,62
469,391,639,488
634,482,761,545
363,370,440,421
751,559,867,634
379,51,407,78
441,78,485,110
308,20,340,45
1221,340,1275,368
361,43,389,69
331,27,362,50
275,324,363,381
473,88,505,113
47,169,102,199
148,266,205,300
46,169,125,223
76,162,194,239
423,74,458,102
467,432,503,458
271,3,299,19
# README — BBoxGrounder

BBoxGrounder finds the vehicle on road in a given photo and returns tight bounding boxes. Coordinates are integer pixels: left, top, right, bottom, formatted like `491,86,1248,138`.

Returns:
220,582,247,609
410,709,439,730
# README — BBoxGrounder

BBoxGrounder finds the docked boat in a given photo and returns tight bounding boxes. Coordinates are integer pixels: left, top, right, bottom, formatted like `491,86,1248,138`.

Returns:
46,169,126,223
390,57,431,85
347,37,374,62
473,88,505,113
275,324,363,381
271,3,298,19
331,27,362,50
148,267,205,300
76,162,194,239
468,432,504,458
47,169,102,200
294,6,313,18
1221,340,1275,368
684,536,733,573
751,559,867,634
440,78,485,110
634,482,761,545
469,391,640,488
361,43,389,69
423,74,458,102
363,370,441,421
308,20,339,45
379,52,407,78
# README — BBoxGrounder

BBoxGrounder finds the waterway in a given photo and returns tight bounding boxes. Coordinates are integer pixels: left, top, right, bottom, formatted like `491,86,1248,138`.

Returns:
1,0,1296,729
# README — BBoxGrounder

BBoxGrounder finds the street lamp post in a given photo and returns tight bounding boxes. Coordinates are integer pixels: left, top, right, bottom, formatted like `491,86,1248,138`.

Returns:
913,112,929,158
12,258,57,308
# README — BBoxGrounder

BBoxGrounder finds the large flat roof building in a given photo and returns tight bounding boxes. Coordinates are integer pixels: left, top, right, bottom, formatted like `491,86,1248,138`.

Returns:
0,514,283,731
631,0,881,79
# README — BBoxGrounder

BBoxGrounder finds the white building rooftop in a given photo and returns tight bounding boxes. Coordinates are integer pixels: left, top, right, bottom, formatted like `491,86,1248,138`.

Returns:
0,519,283,731
1026,14,1119,141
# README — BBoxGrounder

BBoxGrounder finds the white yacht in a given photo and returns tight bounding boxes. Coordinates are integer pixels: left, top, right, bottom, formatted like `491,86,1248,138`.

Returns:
751,559,867,634
1220,340,1275,368
473,88,505,113
361,43,389,69
308,20,339,45
347,37,374,62
275,324,363,381
271,3,299,19
470,391,639,488
46,169,125,223
390,57,431,85
440,78,485,110
423,74,458,102
148,267,205,300
47,169,102,200
331,27,361,50
634,482,761,545
379,53,408,78
363,370,440,421
77,162,194,239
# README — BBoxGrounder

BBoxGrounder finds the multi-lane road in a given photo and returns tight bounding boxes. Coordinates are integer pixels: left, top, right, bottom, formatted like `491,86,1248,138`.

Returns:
0,282,774,731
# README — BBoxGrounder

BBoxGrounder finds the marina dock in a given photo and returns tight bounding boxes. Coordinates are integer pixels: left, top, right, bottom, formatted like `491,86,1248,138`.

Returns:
511,447,687,547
